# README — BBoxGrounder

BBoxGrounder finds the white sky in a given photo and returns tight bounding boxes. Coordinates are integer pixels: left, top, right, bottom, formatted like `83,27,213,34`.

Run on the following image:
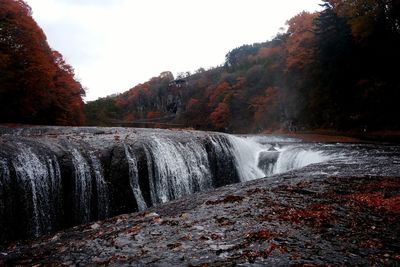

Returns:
25,0,322,101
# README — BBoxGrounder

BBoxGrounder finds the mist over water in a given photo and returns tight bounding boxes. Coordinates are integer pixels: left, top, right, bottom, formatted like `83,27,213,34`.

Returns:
228,135,333,180
272,146,332,174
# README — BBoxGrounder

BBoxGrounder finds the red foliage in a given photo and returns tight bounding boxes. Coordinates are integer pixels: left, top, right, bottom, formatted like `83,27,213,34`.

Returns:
115,98,128,108
363,179,400,192
285,11,318,71
344,193,400,213
250,87,279,126
245,229,274,242
146,111,164,120
123,113,135,122
257,46,283,59
278,204,334,227
186,98,200,110
208,81,231,105
209,102,230,129
0,0,85,125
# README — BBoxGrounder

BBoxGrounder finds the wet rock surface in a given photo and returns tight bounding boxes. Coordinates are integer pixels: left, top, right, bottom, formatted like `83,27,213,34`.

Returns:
0,127,243,243
1,127,399,265
1,171,399,266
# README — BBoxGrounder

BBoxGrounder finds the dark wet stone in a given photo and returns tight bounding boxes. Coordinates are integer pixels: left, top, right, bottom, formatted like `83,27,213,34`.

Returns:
1,173,399,266
0,127,400,266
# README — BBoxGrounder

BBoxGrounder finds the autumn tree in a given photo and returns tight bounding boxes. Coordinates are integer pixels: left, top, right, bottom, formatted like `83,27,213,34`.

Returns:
250,87,280,131
0,0,85,125
209,102,230,130
84,0,400,132
307,0,400,129
285,11,318,71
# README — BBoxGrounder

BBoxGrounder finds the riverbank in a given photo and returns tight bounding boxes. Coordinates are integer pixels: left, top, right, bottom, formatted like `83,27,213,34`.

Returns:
2,173,399,266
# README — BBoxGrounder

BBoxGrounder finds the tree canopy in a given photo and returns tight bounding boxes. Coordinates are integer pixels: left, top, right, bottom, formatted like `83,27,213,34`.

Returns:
86,0,400,132
0,0,85,125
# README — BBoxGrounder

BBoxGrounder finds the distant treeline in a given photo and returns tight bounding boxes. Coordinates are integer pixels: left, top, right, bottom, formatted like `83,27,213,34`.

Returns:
86,0,400,132
0,0,85,125
2,0,398,130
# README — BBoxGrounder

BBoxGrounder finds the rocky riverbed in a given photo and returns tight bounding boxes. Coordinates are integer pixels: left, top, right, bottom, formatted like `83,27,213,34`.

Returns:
1,127,399,265
1,170,399,265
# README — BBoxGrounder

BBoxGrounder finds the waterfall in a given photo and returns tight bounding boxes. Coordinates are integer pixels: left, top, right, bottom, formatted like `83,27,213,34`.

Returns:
70,148,110,223
0,127,336,243
0,159,10,242
11,144,62,237
130,135,213,205
226,135,267,181
226,136,333,180
124,144,147,211
71,148,93,223
89,152,109,218
272,146,332,174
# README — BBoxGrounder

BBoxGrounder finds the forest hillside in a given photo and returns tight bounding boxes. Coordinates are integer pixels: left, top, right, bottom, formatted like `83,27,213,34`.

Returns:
86,0,400,133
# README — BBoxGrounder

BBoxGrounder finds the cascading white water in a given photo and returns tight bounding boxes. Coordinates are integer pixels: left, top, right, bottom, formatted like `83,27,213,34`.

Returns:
272,146,332,174
71,148,110,222
225,136,334,181
124,144,148,211
122,134,334,206
143,145,157,205
71,148,93,223
89,152,109,218
0,159,9,189
0,128,338,242
226,135,266,181
140,135,213,204
12,144,61,236
0,159,9,224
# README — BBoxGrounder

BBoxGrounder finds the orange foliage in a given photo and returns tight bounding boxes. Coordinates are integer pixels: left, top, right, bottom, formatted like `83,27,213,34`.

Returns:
285,11,318,71
257,46,282,58
186,98,200,110
330,0,379,40
344,193,400,213
115,98,128,108
128,83,150,97
233,76,246,89
209,102,230,129
147,111,163,120
124,113,136,122
250,87,278,123
0,0,85,125
209,81,231,105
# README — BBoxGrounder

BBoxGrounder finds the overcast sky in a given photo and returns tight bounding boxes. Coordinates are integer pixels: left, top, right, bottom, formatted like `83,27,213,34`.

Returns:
25,0,322,101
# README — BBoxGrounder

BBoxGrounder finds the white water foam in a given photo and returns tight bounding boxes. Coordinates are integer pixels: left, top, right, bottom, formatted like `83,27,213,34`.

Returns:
12,144,61,236
89,152,109,218
71,148,92,223
272,146,332,174
143,135,213,204
0,131,336,240
226,135,334,181
226,135,266,182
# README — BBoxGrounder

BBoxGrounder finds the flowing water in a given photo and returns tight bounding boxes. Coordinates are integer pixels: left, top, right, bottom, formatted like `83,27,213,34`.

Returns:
1,126,392,243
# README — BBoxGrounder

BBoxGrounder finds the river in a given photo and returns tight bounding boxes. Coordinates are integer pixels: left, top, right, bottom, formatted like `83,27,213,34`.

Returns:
0,126,399,243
